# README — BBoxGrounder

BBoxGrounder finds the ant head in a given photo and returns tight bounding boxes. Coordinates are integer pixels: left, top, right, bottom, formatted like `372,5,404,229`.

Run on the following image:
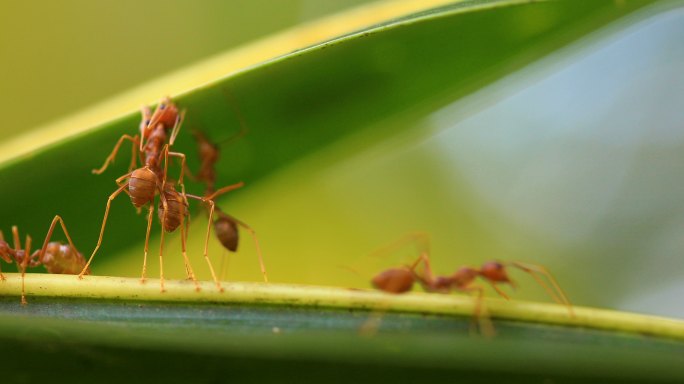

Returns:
192,130,220,161
149,97,179,130
480,261,514,286
371,267,415,294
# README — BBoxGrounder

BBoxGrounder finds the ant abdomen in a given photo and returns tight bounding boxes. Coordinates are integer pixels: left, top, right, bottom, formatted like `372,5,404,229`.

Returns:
214,216,238,252
129,167,158,208
371,268,415,294
157,186,188,232
0,241,11,263
41,243,88,274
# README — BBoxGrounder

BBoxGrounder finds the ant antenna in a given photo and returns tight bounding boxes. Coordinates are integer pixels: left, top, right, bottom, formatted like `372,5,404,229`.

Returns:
509,261,574,316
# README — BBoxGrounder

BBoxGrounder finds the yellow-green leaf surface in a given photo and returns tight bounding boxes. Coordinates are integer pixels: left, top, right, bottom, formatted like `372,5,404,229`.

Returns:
1,0,681,382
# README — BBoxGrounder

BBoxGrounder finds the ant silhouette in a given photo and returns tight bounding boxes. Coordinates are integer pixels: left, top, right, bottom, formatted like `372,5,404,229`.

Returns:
1,215,89,304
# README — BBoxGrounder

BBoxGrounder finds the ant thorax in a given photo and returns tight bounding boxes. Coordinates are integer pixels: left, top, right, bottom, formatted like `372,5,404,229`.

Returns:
425,276,454,293
449,267,479,287
143,126,168,170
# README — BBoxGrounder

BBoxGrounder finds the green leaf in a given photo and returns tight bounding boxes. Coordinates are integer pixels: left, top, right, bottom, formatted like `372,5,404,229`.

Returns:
0,0,656,264
2,274,684,382
0,0,679,382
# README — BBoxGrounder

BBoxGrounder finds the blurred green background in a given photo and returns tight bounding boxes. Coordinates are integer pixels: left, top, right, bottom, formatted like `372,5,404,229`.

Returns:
0,0,370,139
1,1,683,320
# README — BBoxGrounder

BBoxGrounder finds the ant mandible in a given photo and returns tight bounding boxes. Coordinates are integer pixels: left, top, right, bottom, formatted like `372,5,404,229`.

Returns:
78,97,201,292
1,215,89,304
189,129,268,283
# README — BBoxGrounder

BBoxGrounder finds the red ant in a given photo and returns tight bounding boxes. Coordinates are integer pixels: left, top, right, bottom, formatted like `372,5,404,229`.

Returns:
1,215,89,304
79,97,215,291
189,129,268,283
370,233,573,334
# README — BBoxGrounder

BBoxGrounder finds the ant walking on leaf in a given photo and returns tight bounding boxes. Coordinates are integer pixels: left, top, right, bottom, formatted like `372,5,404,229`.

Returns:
369,232,573,335
0,215,89,304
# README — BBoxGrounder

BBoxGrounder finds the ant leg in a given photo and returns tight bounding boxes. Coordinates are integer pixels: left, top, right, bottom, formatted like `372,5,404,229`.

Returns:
158,222,167,293
169,109,186,146
183,162,198,183
79,183,128,278
338,264,370,280
185,183,244,288
0,230,5,280
218,249,229,281
358,307,387,337
140,203,154,283
35,215,81,267
222,214,268,283
92,134,139,175
160,146,189,207
368,232,431,261
159,144,171,194
12,226,21,252
186,194,223,291
486,281,511,300
167,151,187,185
179,204,200,291
158,194,170,293
203,199,223,291
410,251,436,288
164,150,190,220
221,87,251,142
509,261,573,316
114,173,139,212
139,105,152,151
462,285,495,337
20,235,32,305
203,182,245,201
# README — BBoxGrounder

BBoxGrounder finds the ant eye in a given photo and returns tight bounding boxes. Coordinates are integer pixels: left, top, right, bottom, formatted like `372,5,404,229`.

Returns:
160,103,166,109
145,119,150,126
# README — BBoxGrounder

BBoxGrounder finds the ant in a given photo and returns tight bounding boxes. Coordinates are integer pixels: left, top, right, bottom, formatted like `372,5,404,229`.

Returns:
161,178,248,291
79,97,211,292
369,232,573,334
0,215,89,304
189,129,268,283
